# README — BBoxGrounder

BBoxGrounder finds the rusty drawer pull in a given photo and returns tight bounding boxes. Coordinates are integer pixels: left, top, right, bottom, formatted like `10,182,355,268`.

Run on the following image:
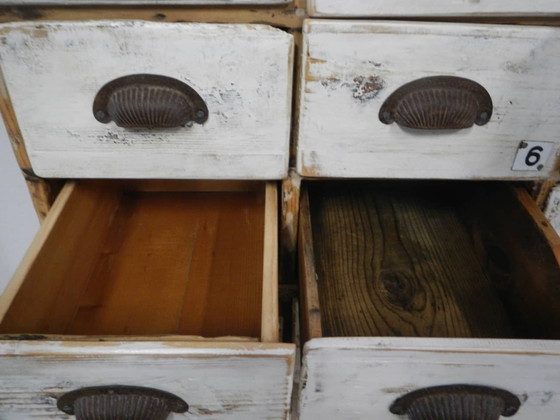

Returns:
389,384,521,419
57,385,188,419
93,74,208,129
379,76,493,130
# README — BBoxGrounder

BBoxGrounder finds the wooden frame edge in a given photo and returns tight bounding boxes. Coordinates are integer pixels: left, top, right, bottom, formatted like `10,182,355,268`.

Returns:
0,181,75,321
261,181,280,342
298,186,322,342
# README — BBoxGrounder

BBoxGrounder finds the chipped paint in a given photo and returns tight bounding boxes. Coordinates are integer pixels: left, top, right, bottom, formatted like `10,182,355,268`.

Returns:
297,21,560,179
0,21,293,179
300,338,560,419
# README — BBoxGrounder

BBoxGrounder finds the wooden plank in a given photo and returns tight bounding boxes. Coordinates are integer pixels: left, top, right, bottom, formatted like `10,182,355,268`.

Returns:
466,185,560,338
307,182,513,338
280,169,301,284
19,171,62,220
118,179,263,193
0,340,295,420
298,187,322,342
300,337,560,420
0,182,122,333
0,21,292,179
309,0,560,17
298,21,560,180
261,182,279,343
0,1,307,28
0,181,119,324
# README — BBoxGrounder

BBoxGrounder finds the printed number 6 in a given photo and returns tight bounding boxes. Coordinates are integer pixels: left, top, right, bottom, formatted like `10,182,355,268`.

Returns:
525,146,543,166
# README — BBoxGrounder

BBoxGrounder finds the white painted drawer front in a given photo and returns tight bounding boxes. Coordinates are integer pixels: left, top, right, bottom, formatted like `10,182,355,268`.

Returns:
309,0,560,17
0,341,295,419
298,21,560,180
0,21,293,179
299,338,560,419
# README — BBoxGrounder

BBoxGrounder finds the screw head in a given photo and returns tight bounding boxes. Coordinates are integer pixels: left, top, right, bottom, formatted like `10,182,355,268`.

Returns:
95,110,107,121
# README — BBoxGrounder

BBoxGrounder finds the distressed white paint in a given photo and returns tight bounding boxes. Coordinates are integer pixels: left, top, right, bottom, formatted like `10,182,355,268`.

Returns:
0,21,293,179
309,0,560,17
0,340,295,419
299,337,560,419
298,21,560,180
2,0,288,4
545,184,560,235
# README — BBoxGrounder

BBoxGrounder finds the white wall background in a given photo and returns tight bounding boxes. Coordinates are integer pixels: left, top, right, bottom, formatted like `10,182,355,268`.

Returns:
0,119,39,294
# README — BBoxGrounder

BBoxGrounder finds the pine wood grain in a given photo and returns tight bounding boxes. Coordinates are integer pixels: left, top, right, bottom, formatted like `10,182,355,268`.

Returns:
0,181,268,339
307,182,514,338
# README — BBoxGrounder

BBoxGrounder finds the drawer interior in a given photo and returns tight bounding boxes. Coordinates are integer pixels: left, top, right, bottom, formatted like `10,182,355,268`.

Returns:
300,181,560,342
0,180,278,341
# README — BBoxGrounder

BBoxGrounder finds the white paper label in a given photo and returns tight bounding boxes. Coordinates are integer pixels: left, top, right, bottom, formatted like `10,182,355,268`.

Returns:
512,141,554,172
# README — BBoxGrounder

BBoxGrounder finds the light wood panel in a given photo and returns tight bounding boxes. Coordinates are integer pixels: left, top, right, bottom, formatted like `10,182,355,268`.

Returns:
261,182,279,342
0,181,272,339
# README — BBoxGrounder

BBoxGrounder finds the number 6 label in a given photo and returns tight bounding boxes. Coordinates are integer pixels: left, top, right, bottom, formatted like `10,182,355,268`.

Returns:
512,141,554,172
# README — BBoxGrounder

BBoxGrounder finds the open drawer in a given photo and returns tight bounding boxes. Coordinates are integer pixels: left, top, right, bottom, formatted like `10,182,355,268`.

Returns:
0,180,295,419
298,181,560,419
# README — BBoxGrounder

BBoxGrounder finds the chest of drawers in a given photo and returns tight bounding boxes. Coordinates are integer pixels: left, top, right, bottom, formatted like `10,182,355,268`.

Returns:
2,1,560,419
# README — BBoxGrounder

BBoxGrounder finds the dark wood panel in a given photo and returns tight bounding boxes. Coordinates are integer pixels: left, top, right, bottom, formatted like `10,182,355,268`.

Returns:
308,182,514,338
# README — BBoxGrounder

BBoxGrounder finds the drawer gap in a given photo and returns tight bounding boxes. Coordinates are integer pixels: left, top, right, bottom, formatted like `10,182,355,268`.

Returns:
300,180,560,341
0,180,271,340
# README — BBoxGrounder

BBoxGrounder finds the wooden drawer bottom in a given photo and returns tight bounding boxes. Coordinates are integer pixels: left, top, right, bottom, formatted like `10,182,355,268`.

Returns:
0,180,295,419
298,180,560,419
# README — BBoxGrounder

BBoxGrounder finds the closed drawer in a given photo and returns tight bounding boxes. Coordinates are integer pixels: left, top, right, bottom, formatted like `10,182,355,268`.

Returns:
0,180,295,419
298,21,560,180
309,0,560,17
298,180,560,419
0,21,293,179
